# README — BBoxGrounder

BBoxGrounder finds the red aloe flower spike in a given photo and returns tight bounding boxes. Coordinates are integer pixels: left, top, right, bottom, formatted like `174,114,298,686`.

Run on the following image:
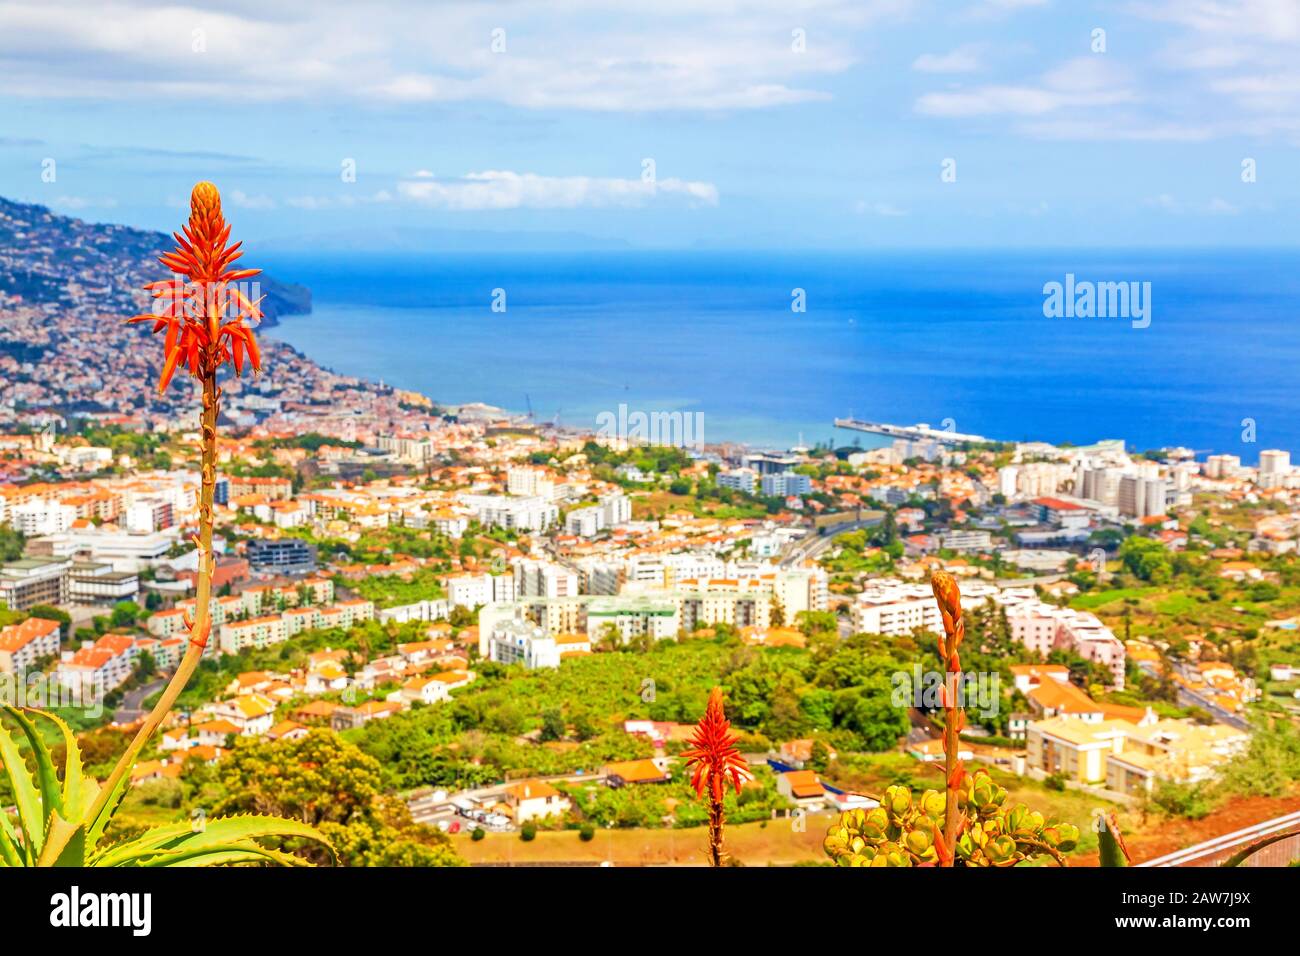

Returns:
681,686,752,802
682,686,752,867
126,181,263,393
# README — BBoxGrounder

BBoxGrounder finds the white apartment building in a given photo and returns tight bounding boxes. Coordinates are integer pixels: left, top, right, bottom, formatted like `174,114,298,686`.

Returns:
676,582,770,633
1117,475,1169,519
1006,603,1126,689
772,566,830,618
377,598,450,625
219,615,290,655
0,617,62,674
506,466,557,500
936,529,993,552
852,581,942,636
28,527,178,572
7,499,76,536
718,469,758,494
572,558,622,595
586,595,679,643
564,493,631,538
514,560,579,599
481,617,561,669
1203,454,1241,480
446,572,516,609
458,494,558,531
1258,449,1292,490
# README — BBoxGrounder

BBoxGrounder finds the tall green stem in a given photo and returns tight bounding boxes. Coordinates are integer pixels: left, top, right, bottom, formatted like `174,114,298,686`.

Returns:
83,371,218,832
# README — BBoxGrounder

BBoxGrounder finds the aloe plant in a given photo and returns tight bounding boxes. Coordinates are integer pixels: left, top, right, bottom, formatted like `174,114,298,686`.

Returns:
1,705,333,866
0,182,330,868
1097,811,1130,867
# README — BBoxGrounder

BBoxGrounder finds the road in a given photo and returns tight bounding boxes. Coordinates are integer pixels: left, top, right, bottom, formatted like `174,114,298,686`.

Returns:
113,676,167,724
1169,662,1251,731
406,770,610,828
779,514,882,569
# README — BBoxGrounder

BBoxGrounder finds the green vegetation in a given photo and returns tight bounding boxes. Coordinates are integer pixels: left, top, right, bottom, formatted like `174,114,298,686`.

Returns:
349,568,446,608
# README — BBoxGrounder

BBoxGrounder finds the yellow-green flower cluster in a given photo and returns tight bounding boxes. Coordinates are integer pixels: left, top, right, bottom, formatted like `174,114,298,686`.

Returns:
823,772,1080,868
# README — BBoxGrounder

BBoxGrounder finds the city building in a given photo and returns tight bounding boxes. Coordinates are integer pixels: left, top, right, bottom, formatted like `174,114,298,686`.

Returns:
0,617,61,674
0,557,72,610
245,538,317,574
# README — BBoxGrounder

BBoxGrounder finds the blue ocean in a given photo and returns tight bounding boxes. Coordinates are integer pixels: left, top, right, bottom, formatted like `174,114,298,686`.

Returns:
261,250,1300,457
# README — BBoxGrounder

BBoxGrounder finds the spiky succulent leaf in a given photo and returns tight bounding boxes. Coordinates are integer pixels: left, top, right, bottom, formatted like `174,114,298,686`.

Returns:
0,806,26,866
92,813,334,868
138,840,315,868
83,769,129,853
23,708,91,821
36,811,85,867
1098,813,1130,868
6,707,66,819
1219,827,1300,868
0,707,45,857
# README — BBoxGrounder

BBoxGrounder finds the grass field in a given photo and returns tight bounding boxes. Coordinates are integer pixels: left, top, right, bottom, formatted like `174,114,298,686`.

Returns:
452,816,831,866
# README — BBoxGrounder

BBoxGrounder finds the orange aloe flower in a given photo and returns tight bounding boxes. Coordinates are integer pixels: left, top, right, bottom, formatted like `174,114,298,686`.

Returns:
128,181,262,392
681,686,752,803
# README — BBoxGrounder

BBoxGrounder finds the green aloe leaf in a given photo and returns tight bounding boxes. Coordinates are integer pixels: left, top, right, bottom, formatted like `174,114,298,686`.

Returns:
1098,812,1130,868
36,811,84,867
0,806,26,866
0,707,45,857
23,708,90,821
1220,827,1300,868
83,768,129,853
138,840,315,868
6,708,65,819
94,813,334,868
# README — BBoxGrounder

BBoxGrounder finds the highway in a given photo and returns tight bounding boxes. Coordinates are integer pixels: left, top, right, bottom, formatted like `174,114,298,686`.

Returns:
778,513,882,569
1170,661,1252,731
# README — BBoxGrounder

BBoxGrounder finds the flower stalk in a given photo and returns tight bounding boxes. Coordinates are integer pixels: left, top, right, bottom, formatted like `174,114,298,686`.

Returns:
930,569,967,866
682,686,752,867
87,182,261,829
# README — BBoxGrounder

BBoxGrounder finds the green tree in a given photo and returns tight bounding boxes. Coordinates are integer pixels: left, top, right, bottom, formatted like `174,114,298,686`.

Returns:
199,729,462,866
0,524,25,562
110,600,142,629
539,707,566,742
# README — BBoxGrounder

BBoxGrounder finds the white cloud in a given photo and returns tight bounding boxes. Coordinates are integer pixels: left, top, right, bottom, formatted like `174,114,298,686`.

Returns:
48,195,119,211
912,47,982,73
0,0,910,111
919,57,1132,116
1138,1,1300,140
397,170,719,211
229,190,276,210
284,191,393,211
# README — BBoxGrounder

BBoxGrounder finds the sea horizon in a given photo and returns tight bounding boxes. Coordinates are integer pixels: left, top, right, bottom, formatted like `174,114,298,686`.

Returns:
262,248,1300,459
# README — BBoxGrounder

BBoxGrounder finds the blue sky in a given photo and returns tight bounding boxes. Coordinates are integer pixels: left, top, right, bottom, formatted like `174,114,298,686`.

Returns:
2,0,1299,249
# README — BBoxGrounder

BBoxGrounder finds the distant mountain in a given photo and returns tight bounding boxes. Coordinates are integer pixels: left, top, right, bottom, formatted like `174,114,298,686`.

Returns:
0,194,311,325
